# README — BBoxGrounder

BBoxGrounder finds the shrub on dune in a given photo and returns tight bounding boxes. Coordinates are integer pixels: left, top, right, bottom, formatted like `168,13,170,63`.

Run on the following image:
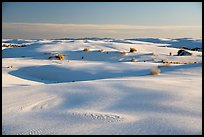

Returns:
172,61,180,64
187,61,195,64
162,59,168,63
7,66,13,69
98,49,105,52
83,48,90,52
55,53,64,60
150,69,160,75
130,48,137,53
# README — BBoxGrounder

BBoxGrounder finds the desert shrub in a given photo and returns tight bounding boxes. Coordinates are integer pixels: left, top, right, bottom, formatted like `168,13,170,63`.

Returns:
83,48,90,52
2,44,7,47
98,49,105,52
131,58,136,62
130,48,137,53
55,53,64,60
172,61,180,64
187,61,194,64
7,66,13,69
150,69,160,75
161,59,168,63
169,52,172,56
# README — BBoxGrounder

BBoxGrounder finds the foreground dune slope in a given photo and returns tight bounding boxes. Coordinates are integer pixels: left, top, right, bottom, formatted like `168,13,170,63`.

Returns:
2,38,202,135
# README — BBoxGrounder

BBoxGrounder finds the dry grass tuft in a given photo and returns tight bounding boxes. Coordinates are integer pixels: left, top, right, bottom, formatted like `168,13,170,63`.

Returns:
55,53,64,60
83,48,90,52
130,48,137,53
171,61,180,64
162,59,168,63
7,66,13,69
150,69,161,75
98,49,105,52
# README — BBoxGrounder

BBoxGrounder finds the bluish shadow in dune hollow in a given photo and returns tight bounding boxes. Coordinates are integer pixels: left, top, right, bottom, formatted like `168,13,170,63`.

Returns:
9,65,149,84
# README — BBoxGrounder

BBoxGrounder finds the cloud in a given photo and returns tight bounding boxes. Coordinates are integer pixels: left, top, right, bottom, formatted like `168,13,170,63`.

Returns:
2,22,202,39
2,22,202,30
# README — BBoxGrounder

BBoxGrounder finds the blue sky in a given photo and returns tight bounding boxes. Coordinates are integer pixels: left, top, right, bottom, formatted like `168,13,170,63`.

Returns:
2,2,202,39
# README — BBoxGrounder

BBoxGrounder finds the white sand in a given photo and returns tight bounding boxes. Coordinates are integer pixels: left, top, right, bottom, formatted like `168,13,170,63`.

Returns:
2,38,202,135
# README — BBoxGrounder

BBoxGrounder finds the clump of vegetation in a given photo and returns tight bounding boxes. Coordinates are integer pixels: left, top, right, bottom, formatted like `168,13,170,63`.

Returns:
189,61,194,64
150,69,161,75
48,56,52,59
98,49,105,52
130,48,137,53
162,60,182,64
83,48,90,52
171,61,180,64
169,52,172,56
2,44,25,48
161,59,168,63
131,58,136,62
7,66,13,69
55,53,64,60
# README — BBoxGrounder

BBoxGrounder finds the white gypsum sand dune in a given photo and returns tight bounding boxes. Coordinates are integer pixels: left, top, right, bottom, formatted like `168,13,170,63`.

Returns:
2,38,202,135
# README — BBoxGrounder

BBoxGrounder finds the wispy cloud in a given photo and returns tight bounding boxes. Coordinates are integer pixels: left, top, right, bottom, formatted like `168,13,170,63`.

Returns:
2,22,201,30
2,22,202,39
